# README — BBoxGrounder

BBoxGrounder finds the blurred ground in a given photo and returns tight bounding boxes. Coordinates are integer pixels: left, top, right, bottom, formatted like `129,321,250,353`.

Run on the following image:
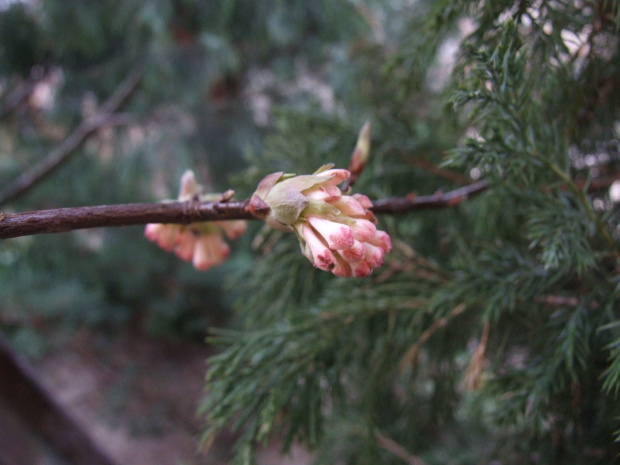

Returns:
34,328,312,465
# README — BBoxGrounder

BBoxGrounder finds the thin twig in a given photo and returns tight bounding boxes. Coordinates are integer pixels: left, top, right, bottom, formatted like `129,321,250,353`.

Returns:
375,430,429,465
371,180,488,214
0,68,49,120
398,303,466,374
0,181,491,240
0,68,144,206
0,200,255,239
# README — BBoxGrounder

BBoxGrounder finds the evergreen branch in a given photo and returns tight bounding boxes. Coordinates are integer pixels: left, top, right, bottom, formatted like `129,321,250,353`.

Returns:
0,182,489,240
0,67,143,206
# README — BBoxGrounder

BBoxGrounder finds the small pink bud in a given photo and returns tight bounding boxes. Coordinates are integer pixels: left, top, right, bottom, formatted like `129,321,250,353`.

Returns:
300,224,336,271
352,193,373,210
215,220,248,240
315,169,350,186
351,259,372,278
339,239,365,262
332,256,353,278
363,242,385,268
178,170,201,199
193,234,230,271
174,230,197,262
329,195,367,217
145,223,179,251
304,184,342,201
350,219,377,242
307,216,355,250
369,230,392,253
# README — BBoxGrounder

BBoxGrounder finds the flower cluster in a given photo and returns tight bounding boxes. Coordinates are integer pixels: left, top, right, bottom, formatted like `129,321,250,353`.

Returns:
144,171,247,271
250,165,392,278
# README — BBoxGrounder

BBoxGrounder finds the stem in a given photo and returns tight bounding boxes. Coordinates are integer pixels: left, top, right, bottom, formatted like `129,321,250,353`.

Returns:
0,182,490,240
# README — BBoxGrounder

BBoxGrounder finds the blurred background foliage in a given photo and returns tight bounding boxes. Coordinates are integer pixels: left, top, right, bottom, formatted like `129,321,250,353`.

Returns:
1,1,620,465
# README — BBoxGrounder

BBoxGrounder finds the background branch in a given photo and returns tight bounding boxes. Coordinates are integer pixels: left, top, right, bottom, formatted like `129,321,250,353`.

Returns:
0,68,143,206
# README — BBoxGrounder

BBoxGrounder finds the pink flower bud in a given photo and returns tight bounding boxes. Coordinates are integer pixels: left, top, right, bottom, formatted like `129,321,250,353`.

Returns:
351,259,372,278
339,239,365,262
369,230,392,253
215,220,248,240
145,223,179,252
300,223,336,271
315,168,350,186
193,234,230,271
329,195,367,217
363,242,385,268
352,193,373,210
252,164,392,278
306,216,355,250
145,171,246,271
174,230,197,262
350,219,377,242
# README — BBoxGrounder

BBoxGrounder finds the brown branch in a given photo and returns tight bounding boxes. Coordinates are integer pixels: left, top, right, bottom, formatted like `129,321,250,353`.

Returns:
0,200,256,240
375,430,429,465
0,67,143,206
371,180,488,214
0,181,490,240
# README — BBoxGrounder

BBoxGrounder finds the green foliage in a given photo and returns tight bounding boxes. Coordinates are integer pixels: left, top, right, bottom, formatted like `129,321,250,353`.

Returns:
2,1,620,464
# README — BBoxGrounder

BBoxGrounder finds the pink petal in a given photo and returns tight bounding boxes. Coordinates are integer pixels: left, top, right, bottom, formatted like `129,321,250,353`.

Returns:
174,231,197,262
351,260,372,278
352,193,373,210
340,239,365,262
145,223,179,251
363,242,385,268
369,230,392,253
307,216,355,250
350,219,377,242
329,195,367,217
193,234,230,270
304,185,342,201
215,220,247,240
331,254,353,278
316,168,350,186
300,224,336,271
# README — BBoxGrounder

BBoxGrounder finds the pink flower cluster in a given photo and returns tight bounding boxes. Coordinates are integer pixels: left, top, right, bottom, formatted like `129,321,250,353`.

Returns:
250,166,392,278
296,170,391,278
144,170,246,271
144,221,246,271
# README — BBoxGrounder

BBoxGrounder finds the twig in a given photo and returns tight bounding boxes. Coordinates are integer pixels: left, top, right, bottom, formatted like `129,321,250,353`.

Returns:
399,303,466,374
0,68,143,206
0,181,491,240
0,200,255,240
463,321,490,391
375,430,429,465
0,67,49,120
371,180,488,214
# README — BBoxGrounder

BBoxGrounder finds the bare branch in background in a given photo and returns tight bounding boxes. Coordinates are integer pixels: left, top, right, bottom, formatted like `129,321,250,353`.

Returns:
0,68,144,206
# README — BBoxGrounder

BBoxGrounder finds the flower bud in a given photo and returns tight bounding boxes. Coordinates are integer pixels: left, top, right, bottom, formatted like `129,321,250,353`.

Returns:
251,165,392,278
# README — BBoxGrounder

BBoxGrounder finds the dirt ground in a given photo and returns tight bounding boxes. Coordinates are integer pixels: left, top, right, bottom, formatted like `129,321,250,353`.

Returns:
34,328,312,465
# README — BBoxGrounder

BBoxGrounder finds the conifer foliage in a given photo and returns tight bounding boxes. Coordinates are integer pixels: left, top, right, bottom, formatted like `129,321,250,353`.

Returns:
1,1,620,464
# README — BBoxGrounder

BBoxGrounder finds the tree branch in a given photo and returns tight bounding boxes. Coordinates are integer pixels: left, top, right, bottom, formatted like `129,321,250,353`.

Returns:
0,68,143,206
0,182,490,240
371,180,488,214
